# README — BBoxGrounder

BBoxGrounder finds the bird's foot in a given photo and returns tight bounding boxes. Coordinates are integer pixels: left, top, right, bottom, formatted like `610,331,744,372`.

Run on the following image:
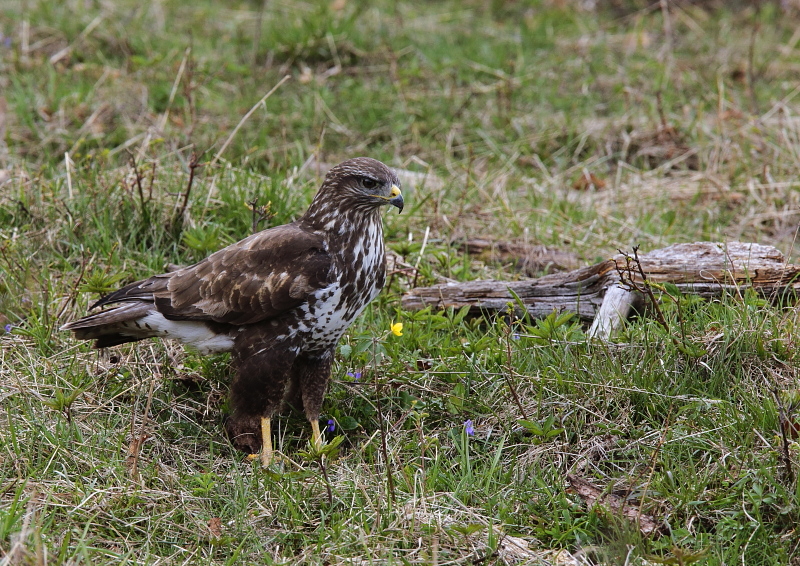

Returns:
310,418,323,452
259,417,273,467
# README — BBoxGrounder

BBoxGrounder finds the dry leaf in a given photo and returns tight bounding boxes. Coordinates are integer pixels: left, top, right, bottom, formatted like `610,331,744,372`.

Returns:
568,475,661,536
125,434,148,479
208,517,223,539
572,173,606,191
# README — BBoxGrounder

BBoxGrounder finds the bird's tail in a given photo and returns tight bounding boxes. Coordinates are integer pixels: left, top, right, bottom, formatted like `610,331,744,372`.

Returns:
61,302,157,349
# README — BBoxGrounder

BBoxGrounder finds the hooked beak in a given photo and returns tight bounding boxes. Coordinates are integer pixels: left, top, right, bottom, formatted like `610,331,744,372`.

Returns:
388,185,404,213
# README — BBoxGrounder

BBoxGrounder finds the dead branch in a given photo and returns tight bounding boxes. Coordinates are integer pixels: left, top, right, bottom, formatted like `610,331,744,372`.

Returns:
401,242,800,340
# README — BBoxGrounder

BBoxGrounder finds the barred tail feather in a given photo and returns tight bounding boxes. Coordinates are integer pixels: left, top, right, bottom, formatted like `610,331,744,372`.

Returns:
61,302,236,354
61,302,157,348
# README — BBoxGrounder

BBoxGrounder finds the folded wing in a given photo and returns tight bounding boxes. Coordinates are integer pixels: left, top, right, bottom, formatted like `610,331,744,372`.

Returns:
82,223,333,327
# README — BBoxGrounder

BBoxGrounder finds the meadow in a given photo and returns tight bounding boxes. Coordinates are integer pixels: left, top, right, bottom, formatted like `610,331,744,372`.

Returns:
2,1,800,564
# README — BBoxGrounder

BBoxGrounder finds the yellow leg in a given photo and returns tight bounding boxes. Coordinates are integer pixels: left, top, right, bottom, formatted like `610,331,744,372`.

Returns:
260,417,273,467
310,419,322,451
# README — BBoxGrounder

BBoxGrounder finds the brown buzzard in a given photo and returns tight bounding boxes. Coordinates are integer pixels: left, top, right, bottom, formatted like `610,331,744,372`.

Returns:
62,157,403,466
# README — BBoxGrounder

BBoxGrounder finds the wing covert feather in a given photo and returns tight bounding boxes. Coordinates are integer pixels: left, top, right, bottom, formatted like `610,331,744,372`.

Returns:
154,224,332,325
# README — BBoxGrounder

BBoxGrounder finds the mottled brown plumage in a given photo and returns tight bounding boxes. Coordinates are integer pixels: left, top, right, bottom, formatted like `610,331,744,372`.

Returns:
62,157,404,465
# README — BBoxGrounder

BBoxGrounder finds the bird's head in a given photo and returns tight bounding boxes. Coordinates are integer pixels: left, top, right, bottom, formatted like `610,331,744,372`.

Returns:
315,157,404,214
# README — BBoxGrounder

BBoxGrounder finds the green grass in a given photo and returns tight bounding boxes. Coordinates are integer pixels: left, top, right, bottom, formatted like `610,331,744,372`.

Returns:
2,0,800,563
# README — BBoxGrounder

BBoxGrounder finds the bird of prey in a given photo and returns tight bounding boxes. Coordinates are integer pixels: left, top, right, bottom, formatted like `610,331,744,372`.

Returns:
62,157,404,466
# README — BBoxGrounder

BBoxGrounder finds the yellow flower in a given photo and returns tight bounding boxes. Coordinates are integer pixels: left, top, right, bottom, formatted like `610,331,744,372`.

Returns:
390,321,403,337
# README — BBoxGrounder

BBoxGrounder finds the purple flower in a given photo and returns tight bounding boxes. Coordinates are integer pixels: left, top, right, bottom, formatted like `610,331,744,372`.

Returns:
3,324,11,333
327,419,335,432
464,419,475,436
512,333,521,341
347,371,361,381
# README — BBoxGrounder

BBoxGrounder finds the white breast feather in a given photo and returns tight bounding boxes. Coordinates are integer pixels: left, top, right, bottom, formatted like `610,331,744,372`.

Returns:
305,285,348,340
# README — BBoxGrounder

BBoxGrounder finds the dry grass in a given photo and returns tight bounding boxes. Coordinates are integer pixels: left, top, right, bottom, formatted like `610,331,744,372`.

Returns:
3,1,800,564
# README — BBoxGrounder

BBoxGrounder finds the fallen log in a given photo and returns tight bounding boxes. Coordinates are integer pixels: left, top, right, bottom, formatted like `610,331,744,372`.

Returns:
400,242,800,339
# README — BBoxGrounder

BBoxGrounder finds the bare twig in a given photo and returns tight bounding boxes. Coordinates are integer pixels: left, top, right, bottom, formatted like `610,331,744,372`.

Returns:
633,246,691,342
127,150,152,225
372,338,396,506
656,91,668,131
55,250,91,322
183,41,197,139
147,161,157,201
127,373,157,482
472,549,500,565
773,388,796,485
617,246,700,355
503,312,528,421
247,196,275,234
318,456,334,505
173,150,202,225
617,245,670,334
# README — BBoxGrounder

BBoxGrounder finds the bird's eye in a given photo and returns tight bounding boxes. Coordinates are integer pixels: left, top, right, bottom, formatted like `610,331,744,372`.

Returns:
361,177,378,190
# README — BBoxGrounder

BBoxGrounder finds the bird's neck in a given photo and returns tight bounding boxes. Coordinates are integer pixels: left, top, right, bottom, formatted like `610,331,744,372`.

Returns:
299,203,385,277
300,199,381,235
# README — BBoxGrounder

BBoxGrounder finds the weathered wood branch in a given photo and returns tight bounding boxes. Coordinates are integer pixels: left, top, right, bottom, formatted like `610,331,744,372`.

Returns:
401,242,800,339
588,283,639,339
402,260,617,320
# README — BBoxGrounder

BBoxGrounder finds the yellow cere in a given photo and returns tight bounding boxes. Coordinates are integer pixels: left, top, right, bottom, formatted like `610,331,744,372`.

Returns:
377,185,402,201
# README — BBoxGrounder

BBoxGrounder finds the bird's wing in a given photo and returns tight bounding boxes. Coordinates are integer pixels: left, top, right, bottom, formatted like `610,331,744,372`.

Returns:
92,224,332,326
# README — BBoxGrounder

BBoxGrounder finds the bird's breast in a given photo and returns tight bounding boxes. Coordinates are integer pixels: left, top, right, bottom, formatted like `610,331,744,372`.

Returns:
300,227,386,349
